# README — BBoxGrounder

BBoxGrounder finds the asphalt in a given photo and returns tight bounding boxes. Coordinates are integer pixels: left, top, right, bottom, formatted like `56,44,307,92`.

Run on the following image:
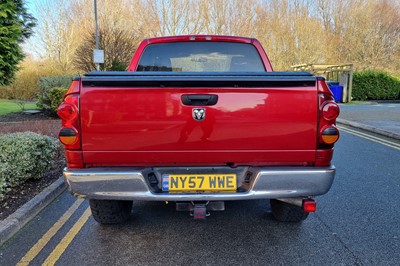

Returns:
0,101,399,247
0,178,66,246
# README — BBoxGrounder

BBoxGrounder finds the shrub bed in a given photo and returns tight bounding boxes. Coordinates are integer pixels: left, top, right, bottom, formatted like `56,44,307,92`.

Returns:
352,70,400,101
0,132,60,200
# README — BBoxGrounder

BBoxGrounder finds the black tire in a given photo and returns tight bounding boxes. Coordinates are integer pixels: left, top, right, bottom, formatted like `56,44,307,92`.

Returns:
89,199,133,224
270,199,309,222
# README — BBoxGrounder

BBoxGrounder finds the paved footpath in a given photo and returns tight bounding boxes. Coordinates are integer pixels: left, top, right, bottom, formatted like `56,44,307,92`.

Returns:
338,102,400,139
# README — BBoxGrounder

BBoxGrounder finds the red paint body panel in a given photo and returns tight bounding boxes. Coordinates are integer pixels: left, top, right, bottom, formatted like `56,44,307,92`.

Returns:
83,151,316,167
65,150,84,168
79,86,318,165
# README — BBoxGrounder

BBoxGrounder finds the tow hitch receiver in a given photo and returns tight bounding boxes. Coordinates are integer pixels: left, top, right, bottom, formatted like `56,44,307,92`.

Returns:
193,204,207,219
176,201,225,219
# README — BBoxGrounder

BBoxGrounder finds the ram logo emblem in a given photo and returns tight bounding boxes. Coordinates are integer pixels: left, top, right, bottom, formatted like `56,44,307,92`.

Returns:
192,108,206,121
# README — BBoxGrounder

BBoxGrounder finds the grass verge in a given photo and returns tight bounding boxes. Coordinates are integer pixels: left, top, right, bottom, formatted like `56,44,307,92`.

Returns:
0,99,38,115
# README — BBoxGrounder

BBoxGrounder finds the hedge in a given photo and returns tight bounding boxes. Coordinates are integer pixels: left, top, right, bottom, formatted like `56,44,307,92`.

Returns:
0,132,60,200
352,70,400,101
38,75,75,92
37,75,75,116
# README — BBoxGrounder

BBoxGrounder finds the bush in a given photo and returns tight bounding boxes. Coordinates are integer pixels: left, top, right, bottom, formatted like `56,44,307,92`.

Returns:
0,59,68,101
37,86,69,116
49,87,69,114
352,70,400,101
0,132,60,200
38,75,76,92
0,68,41,104
37,75,74,115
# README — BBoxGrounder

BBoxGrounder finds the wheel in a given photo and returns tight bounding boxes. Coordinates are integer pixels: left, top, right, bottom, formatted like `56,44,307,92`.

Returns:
270,199,309,222
89,199,133,224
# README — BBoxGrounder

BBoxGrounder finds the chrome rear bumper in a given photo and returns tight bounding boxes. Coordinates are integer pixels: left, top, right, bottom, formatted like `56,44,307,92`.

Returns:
63,166,335,201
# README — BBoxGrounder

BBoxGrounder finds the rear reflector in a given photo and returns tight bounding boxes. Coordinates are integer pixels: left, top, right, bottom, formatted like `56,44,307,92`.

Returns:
303,199,316,212
59,128,78,145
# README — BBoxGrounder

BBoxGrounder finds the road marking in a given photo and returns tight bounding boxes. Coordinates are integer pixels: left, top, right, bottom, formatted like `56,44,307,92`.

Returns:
42,207,91,266
338,126,400,150
17,199,84,266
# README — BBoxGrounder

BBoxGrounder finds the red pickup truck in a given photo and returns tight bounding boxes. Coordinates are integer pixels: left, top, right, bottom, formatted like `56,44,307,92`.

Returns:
58,35,339,224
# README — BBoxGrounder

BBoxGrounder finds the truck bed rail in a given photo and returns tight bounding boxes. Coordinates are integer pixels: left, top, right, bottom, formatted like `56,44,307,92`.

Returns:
81,71,316,88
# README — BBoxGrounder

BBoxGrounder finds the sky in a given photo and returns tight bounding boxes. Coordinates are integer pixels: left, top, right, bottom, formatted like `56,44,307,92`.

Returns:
22,0,43,58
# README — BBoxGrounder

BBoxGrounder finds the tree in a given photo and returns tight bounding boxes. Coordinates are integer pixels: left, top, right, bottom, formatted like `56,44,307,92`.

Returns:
16,0,400,75
0,0,36,85
74,27,138,71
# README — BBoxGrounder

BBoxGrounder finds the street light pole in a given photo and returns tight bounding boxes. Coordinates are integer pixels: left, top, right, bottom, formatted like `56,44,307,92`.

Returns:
94,0,100,71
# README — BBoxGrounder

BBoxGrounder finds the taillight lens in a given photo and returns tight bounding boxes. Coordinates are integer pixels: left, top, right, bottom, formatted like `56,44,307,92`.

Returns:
58,79,83,168
59,127,78,145
58,94,80,150
303,199,316,213
322,101,340,121
58,103,77,121
320,126,340,144
316,78,340,166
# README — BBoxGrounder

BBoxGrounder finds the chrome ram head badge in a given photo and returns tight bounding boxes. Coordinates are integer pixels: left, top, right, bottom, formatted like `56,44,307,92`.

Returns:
192,108,206,121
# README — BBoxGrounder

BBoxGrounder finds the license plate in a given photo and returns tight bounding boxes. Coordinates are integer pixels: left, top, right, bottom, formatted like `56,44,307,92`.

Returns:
162,174,237,192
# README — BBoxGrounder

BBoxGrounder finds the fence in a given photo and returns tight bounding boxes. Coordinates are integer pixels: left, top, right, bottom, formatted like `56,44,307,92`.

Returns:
291,64,353,102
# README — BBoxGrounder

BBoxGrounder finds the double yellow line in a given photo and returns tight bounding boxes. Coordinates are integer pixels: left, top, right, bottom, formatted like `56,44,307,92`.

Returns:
17,199,91,266
338,125,400,151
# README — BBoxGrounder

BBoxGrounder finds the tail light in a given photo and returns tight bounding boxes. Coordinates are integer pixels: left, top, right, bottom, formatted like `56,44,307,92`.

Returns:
58,93,80,149
320,126,339,144
321,101,340,121
303,199,316,213
58,102,78,121
59,127,78,145
58,79,83,168
316,78,340,166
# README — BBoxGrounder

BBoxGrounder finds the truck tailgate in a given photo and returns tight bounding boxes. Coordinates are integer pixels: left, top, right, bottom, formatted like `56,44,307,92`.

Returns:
79,73,318,166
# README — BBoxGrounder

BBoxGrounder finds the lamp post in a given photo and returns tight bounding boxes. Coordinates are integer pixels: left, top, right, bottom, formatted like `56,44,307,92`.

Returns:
93,0,103,71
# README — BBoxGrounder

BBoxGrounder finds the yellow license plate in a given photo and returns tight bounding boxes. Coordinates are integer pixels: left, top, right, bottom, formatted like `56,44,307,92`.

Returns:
162,174,237,192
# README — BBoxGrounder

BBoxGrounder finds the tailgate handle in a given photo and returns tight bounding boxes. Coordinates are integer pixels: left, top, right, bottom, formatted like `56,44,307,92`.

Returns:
181,94,218,106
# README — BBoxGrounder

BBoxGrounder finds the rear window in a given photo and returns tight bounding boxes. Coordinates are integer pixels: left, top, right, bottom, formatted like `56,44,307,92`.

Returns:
137,42,265,72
